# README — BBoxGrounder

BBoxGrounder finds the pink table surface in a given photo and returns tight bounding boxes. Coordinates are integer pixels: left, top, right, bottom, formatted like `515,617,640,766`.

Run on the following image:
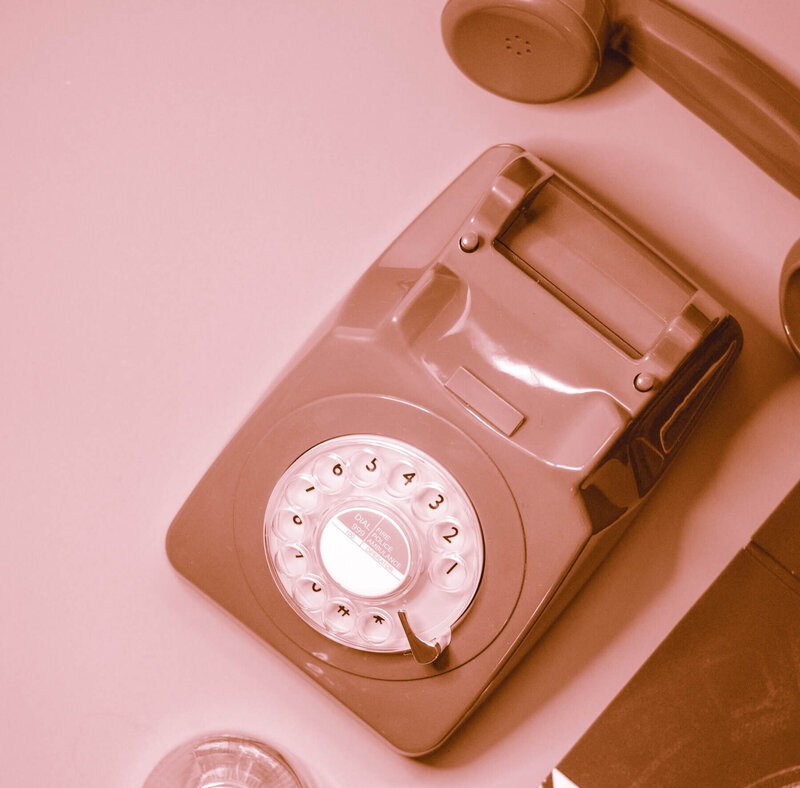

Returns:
2,1,800,785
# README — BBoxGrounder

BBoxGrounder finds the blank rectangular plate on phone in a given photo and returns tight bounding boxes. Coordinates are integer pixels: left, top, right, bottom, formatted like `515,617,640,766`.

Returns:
166,144,743,755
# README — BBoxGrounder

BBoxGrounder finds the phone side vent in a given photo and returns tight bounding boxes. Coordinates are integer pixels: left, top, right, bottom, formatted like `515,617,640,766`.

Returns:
579,315,743,532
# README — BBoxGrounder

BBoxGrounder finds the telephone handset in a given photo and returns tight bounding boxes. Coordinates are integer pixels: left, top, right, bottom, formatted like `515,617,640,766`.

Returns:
167,145,742,754
441,0,800,201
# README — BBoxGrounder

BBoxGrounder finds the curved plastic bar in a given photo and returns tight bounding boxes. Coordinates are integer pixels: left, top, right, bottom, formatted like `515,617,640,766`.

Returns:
612,0,800,200
780,239,800,359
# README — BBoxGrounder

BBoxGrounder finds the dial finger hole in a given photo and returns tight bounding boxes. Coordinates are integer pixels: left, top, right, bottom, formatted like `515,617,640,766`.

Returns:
275,543,309,578
273,509,308,541
412,483,448,521
312,453,347,493
323,598,357,634
358,608,393,644
350,449,383,486
430,555,468,591
294,575,327,610
285,474,321,511
385,460,420,497
430,518,463,552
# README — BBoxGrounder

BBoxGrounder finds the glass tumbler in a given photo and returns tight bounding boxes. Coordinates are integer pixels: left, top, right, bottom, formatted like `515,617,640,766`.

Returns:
144,732,312,788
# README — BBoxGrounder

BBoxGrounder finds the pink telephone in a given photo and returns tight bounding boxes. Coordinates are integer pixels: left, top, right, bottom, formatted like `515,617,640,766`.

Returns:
166,145,741,754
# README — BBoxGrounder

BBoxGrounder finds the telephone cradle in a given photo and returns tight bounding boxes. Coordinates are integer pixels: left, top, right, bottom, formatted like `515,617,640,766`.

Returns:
166,144,742,755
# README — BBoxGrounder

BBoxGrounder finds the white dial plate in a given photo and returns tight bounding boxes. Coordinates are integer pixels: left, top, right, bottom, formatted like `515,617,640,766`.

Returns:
264,434,484,653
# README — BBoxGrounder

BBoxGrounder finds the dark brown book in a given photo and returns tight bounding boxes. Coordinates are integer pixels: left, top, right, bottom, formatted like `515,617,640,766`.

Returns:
542,483,800,788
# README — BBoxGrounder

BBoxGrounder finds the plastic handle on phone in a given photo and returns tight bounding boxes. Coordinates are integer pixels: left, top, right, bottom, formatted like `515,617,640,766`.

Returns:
398,609,451,664
780,239,800,360
612,0,800,201
465,154,549,244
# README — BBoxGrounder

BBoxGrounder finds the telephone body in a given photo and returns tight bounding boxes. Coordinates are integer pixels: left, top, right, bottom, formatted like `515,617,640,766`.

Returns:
166,145,742,755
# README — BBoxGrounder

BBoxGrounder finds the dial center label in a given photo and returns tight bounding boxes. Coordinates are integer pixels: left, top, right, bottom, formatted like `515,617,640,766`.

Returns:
319,506,411,598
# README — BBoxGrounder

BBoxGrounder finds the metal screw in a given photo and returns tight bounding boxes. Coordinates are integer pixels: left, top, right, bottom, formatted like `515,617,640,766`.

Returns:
459,231,480,253
634,372,656,392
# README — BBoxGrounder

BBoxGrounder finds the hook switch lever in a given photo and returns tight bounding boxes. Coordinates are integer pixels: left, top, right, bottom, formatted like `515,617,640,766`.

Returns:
398,609,451,665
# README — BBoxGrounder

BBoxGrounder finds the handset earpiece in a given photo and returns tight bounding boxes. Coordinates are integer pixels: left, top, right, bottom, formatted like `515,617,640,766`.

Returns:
441,0,800,201
441,0,611,103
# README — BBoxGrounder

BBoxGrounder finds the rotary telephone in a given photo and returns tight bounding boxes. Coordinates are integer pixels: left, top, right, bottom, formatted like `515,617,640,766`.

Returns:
167,144,742,754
